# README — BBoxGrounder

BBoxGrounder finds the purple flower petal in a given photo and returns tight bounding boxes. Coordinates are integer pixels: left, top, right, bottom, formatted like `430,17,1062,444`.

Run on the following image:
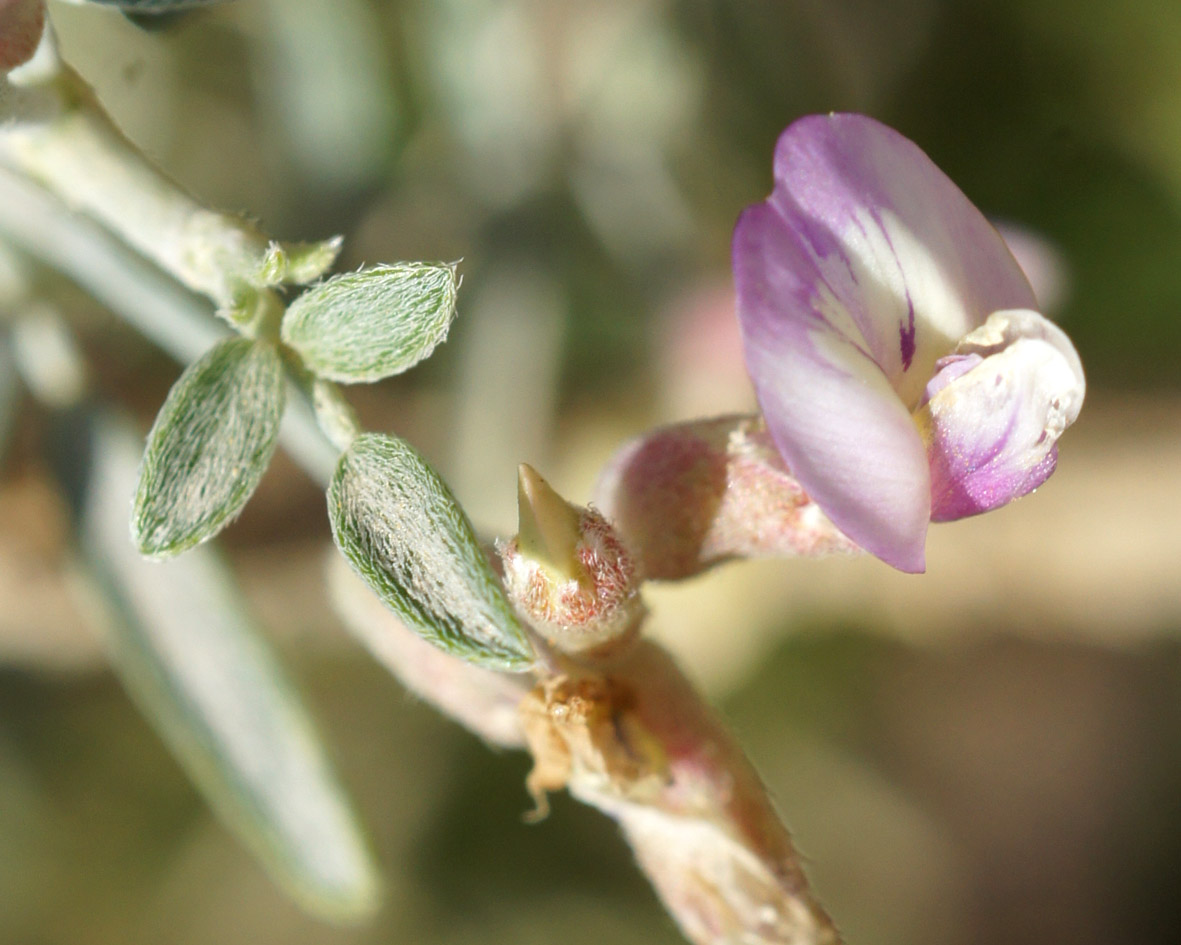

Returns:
734,202,931,572
735,114,1041,570
924,309,1085,520
765,114,1038,404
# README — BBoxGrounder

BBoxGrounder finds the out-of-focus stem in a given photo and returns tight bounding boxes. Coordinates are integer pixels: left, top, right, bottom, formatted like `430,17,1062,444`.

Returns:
521,641,842,945
333,521,842,943
328,554,534,749
500,461,841,941
0,166,339,486
280,350,360,455
1,59,271,317
0,26,343,478
0,165,222,354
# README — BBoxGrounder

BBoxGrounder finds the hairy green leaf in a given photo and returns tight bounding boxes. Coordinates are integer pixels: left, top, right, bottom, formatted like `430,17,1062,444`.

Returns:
133,337,284,558
281,263,457,383
64,413,379,920
328,433,533,670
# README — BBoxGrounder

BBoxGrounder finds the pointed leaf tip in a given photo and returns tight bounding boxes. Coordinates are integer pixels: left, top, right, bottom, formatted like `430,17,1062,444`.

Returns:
517,464,584,583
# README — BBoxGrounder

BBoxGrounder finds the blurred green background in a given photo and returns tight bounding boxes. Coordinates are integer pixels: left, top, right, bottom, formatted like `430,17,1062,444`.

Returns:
2,0,1181,943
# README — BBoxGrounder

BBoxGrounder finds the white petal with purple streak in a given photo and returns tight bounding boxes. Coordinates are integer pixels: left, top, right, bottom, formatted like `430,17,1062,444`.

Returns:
923,309,1085,520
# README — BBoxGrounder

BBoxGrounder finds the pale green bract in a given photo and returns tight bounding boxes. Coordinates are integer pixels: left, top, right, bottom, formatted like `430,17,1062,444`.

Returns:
258,236,343,288
76,415,379,921
328,433,533,671
133,336,284,558
281,263,458,383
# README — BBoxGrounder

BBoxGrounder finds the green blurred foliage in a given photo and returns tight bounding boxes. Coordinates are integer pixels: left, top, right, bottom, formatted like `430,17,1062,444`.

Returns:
4,1,1181,944
54,0,1181,399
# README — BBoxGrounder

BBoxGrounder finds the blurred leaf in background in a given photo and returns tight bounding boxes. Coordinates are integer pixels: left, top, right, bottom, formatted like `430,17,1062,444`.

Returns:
69,413,379,919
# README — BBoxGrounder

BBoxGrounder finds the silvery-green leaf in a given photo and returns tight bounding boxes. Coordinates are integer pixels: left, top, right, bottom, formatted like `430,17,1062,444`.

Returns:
133,337,284,558
281,263,457,383
328,433,532,670
62,412,379,920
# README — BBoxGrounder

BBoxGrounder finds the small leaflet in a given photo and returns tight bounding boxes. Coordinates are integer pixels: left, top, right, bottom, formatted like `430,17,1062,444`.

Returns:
281,263,457,383
132,337,284,558
328,433,533,671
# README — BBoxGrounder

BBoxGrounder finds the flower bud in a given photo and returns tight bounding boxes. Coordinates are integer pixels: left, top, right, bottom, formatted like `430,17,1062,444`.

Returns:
499,464,642,657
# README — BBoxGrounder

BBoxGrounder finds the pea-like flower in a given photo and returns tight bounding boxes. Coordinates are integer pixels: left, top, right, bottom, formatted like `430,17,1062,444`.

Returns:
733,113,1084,572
